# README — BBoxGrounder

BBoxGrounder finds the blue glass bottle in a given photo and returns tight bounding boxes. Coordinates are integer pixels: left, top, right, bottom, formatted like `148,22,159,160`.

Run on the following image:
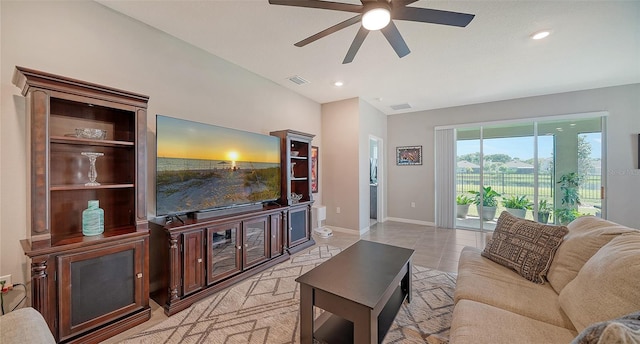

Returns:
82,200,104,236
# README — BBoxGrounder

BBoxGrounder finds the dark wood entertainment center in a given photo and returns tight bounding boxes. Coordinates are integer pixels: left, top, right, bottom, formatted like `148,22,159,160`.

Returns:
149,130,316,315
15,65,317,341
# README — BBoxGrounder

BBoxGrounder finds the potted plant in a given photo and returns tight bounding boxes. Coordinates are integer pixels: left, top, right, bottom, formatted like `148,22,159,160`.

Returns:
556,172,582,225
502,195,532,218
469,186,501,221
456,194,474,219
537,199,553,224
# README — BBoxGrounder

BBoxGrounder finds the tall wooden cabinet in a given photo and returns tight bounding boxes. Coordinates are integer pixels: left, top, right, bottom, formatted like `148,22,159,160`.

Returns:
13,67,150,343
270,130,315,254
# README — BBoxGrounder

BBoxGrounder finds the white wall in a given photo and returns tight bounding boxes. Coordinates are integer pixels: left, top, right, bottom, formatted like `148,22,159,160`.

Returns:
388,84,640,229
1,1,321,291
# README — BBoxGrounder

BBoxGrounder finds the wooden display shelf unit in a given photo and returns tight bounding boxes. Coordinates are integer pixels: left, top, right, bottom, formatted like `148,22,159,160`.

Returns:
13,66,150,344
270,130,316,254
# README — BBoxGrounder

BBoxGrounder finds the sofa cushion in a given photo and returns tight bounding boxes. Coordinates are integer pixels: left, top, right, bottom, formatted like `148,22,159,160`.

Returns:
481,211,568,284
450,299,578,344
571,311,640,344
455,246,574,329
547,216,636,294
559,232,640,332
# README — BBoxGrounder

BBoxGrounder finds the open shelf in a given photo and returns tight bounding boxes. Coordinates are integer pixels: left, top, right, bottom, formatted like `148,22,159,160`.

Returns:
51,225,139,246
51,183,134,191
51,136,135,147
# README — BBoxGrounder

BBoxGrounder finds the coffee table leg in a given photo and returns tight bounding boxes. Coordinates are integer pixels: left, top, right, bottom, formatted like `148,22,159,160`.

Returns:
354,310,377,344
300,284,313,344
401,259,412,303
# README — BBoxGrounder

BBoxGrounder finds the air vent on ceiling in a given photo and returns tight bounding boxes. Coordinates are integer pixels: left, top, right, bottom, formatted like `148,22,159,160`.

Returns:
287,75,310,85
390,103,412,111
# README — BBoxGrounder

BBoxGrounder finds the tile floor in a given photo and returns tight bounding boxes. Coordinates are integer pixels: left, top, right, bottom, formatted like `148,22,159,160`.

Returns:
102,220,488,343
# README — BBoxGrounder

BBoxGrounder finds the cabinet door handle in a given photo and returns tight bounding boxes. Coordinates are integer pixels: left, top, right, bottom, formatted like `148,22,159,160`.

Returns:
237,245,242,250
136,273,143,279
272,235,276,238
197,258,202,263
245,244,248,248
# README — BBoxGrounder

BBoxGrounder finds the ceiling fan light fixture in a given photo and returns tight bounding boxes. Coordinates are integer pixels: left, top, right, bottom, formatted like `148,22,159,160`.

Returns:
362,3,391,31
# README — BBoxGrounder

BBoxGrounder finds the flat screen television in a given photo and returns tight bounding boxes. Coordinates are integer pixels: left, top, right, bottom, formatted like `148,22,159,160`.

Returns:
155,115,281,216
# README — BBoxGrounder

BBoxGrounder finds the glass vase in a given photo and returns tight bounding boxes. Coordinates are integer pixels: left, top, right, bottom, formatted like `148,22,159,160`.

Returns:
82,200,104,236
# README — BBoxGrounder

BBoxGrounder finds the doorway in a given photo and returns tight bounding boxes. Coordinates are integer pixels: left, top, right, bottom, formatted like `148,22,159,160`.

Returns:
369,136,382,225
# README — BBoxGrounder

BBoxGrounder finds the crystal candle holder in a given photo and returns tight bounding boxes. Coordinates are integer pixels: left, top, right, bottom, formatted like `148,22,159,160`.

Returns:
81,152,104,186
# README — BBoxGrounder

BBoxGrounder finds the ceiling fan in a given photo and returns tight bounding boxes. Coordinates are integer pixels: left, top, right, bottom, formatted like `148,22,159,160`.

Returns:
268,0,475,64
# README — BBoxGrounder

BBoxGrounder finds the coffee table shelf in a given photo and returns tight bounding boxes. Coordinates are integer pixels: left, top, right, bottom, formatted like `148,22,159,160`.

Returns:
313,284,406,344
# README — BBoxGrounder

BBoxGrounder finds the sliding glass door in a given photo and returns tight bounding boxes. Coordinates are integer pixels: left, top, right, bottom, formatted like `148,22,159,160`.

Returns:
454,115,604,231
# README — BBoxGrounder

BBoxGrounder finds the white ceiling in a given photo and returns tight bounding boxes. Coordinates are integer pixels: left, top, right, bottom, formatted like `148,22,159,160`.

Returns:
98,0,640,115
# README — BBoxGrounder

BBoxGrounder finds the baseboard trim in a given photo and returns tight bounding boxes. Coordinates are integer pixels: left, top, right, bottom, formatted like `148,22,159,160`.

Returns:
385,217,436,227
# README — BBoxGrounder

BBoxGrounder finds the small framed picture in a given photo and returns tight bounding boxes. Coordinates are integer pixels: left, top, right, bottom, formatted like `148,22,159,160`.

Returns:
396,146,422,165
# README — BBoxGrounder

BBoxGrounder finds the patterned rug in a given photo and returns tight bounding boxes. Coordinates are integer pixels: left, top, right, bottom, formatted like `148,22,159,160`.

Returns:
121,245,456,344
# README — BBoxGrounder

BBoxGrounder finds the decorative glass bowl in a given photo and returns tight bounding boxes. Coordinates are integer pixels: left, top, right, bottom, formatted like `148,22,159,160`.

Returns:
75,128,107,140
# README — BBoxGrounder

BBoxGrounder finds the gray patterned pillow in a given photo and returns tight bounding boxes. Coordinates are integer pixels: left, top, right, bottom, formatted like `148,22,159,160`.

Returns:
482,211,568,284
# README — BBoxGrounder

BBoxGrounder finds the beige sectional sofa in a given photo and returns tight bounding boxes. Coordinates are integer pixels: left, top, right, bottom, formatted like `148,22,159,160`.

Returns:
450,216,640,344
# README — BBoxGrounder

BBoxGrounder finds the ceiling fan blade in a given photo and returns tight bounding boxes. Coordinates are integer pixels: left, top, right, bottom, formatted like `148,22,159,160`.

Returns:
268,0,362,13
393,0,420,6
381,21,410,58
295,15,362,47
393,7,475,27
343,26,369,64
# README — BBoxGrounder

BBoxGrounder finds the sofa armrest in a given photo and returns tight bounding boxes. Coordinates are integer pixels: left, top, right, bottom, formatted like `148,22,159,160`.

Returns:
0,307,55,343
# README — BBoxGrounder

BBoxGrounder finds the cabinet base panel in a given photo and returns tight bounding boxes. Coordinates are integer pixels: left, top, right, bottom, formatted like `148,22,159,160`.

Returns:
158,253,290,316
287,238,316,255
62,307,151,344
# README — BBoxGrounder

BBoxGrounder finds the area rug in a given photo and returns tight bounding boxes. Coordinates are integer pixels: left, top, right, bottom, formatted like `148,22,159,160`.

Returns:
121,245,456,344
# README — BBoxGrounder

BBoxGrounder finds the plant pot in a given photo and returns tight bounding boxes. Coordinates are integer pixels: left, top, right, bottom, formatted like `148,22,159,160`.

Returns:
506,208,526,219
537,212,550,224
477,205,497,222
456,204,470,219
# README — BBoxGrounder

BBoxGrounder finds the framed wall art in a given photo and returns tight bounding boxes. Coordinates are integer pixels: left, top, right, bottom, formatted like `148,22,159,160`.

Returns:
311,146,319,193
396,145,422,165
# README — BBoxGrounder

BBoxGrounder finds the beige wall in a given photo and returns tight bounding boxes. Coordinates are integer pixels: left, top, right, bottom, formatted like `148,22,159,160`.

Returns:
319,98,386,233
320,98,359,231
1,1,321,291
358,99,387,230
388,84,640,229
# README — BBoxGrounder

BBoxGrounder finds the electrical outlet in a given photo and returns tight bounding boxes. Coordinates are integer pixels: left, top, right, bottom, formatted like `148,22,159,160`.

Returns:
0,274,11,287
336,207,341,214
411,202,416,208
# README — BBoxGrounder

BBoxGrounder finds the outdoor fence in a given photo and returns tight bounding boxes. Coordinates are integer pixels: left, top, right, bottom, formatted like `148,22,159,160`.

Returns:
456,172,601,202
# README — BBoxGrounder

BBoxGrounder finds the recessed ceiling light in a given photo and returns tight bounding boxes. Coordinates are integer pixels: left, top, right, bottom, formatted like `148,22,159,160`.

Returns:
333,81,344,87
531,30,550,40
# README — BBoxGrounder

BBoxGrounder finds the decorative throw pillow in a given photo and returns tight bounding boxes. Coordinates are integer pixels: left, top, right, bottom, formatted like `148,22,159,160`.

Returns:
481,211,569,284
571,311,640,344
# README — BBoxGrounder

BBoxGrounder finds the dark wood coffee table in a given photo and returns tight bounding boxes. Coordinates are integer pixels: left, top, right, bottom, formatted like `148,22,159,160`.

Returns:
296,240,414,344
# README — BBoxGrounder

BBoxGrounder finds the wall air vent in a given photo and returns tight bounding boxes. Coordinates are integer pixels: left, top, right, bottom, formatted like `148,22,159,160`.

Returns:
390,103,412,111
287,75,310,85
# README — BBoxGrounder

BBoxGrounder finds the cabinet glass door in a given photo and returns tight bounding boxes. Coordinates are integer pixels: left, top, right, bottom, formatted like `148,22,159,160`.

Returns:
243,217,269,268
207,224,241,284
